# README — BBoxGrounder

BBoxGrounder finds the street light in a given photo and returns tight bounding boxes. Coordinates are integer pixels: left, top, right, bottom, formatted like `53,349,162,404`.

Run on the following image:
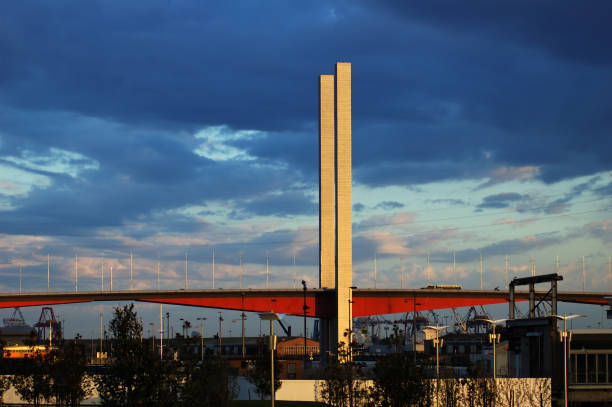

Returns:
259,312,281,407
347,286,357,362
424,324,448,407
218,312,224,355
481,318,507,380
552,314,586,407
197,317,207,361
301,280,309,365
424,325,449,379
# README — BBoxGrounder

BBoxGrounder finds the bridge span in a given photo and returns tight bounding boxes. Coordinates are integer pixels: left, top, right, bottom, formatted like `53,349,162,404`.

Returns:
0,288,608,317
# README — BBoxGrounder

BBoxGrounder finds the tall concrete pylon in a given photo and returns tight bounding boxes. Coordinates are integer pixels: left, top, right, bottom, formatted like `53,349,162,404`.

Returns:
319,62,352,360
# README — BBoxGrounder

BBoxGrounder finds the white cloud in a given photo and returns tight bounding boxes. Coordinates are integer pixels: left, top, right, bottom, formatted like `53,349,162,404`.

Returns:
193,126,260,161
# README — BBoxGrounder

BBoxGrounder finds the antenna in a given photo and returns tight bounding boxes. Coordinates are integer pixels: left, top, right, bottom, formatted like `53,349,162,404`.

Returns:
426,252,430,285
185,251,188,290
479,254,483,290
75,255,78,292
212,248,215,289
101,253,104,291
582,256,585,292
400,256,405,289
373,253,377,289
505,255,509,289
453,251,456,285
293,250,297,289
266,251,270,289
240,252,244,289
607,256,611,291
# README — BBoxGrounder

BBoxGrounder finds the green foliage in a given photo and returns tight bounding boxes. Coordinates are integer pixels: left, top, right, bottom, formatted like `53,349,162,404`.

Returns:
370,352,432,407
49,335,94,406
247,343,282,400
95,304,176,406
319,341,370,407
0,339,9,404
9,351,52,407
182,356,237,406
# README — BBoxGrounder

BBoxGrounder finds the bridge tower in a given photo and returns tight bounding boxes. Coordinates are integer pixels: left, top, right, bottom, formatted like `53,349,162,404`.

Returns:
319,62,352,361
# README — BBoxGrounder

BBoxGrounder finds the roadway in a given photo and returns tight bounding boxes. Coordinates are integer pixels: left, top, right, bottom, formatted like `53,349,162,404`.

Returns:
0,288,609,318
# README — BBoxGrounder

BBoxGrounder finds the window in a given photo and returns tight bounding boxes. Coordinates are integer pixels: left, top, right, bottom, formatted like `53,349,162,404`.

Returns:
587,354,596,383
576,354,586,384
596,354,606,383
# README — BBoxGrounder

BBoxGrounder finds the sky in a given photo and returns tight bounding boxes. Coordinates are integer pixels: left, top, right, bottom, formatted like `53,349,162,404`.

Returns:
0,1,611,338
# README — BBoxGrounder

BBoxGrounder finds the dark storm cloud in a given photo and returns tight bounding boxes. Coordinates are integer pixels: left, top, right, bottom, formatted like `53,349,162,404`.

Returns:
0,0,611,242
477,192,526,210
230,191,316,218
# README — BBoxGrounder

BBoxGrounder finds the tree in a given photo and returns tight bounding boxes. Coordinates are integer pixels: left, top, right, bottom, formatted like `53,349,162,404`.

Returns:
0,339,11,404
9,351,52,407
319,341,370,407
247,341,282,400
95,304,177,406
182,356,237,406
49,335,94,406
370,352,432,407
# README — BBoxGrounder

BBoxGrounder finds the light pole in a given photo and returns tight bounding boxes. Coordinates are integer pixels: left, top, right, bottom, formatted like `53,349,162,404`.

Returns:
259,312,281,407
552,314,586,407
348,286,357,362
197,317,206,361
218,312,224,355
482,318,507,380
425,324,448,406
301,280,309,365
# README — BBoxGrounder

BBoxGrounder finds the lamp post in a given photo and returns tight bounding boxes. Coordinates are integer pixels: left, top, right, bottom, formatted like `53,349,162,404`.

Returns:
301,280,309,365
482,318,507,380
348,286,357,362
424,324,448,406
218,312,224,355
552,314,586,407
197,317,207,361
259,312,281,407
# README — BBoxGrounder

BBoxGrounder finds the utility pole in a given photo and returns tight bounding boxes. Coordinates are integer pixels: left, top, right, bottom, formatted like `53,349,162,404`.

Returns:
99,313,103,359
218,311,223,355
159,304,163,360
